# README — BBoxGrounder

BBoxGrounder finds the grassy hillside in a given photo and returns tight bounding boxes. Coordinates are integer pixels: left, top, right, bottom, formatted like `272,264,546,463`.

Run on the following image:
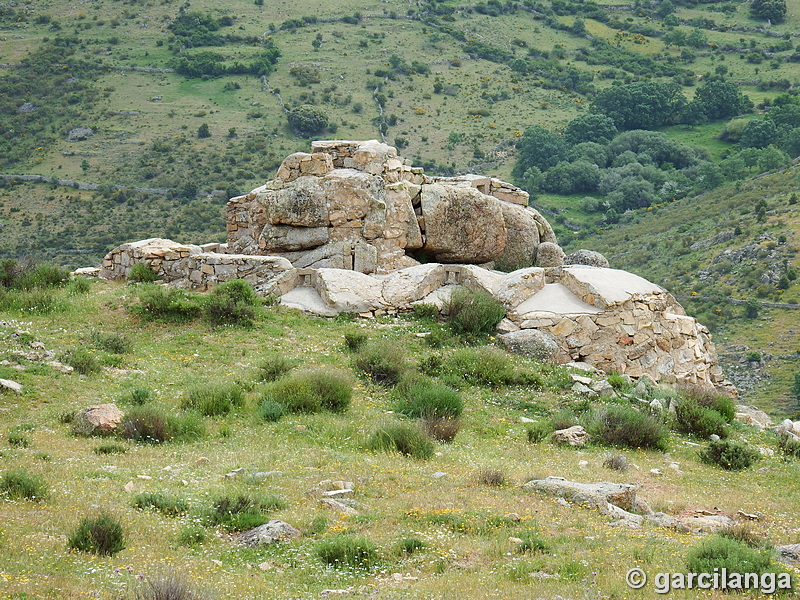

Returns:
569,165,800,414
4,0,800,265
0,280,798,599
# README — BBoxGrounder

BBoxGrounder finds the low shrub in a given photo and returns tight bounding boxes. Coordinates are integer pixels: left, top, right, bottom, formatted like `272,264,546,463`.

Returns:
128,262,159,283
257,354,297,382
677,383,736,422
439,347,517,387
718,524,770,549
675,400,729,438
0,288,65,314
120,406,204,444
265,369,353,413
421,415,461,442
686,536,780,582
477,468,507,487
526,420,555,443
585,405,669,451
91,332,133,354
353,342,406,385
177,525,208,547
444,286,505,338
14,263,69,290
204,280,259,327
367,422,434,459
67,512,125,556
258,398,287,422
516,531,550,554
130,572,211,600
130,285,203,323
67,276,92,295
602,453,629,472
411,303,440,321
93,443,128,455
550,408,578,431
7,429,30,448
393,377,463,419
777,431,800,459
397,537,425,555
63,349,102,375
204,493,286,530
0,468,48,501
123,387,152,405
606,371,632,392
132,492,189,517
316,535,379,569
700,439,760,471
183,383,244,417
343,331,368,352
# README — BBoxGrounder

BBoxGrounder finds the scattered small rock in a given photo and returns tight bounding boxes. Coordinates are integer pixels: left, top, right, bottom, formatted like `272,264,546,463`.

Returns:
0,378,22,394
66,127,95,142
123,481,135,493
237,520,301,548
551,425,589,447
319,498,359,516
431,471,447,479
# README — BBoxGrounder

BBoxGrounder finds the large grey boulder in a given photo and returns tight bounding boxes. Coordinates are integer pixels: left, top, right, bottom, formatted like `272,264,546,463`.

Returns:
534,242,566,267
237,520,301,548
565,249,609,268
499,329,558,361
421,184,507,263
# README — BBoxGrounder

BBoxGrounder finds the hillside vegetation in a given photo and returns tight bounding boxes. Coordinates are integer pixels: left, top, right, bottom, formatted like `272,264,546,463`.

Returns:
0,278,798,598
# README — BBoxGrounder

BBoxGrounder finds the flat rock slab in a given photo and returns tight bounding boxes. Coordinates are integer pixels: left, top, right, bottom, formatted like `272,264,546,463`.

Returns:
515,283,602,316
562,266,664,308
280,286,337,317
523,477,638,512
0,378,22,394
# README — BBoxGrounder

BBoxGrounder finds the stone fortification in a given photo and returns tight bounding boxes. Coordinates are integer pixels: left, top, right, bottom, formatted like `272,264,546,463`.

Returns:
96,141,731,391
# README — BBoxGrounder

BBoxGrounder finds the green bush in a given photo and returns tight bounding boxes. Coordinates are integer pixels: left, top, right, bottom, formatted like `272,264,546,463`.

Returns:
131,285,203,323
686,536,779,581
0,288,65,314
7,429,30,448
585,405,669,451
14,263,69,290
0,468,48,501
257,354,297,382
516,531,550,554
183,383,244,416
204,493,286,530
316,535,379,569
265,369,353,413
91,332,133,354
675,399,729,438
397,537,425,555
439,347,518,387
393,377,463,419
67,276,91,295
61,348,102,375
411,303,440,321
678,383,735,422
204,280,260,327
123,387,152,405
128,262,159,283
120,406,205,444
700,439,760,470
178,525,208,547
367,422,434,459
353,342,407,385
444,286,505,338
343,331,368,352
526,420,555,443
132,492,189,517
258,398,287,422
93,443,127,455
67,512,125,556
602,453,629,472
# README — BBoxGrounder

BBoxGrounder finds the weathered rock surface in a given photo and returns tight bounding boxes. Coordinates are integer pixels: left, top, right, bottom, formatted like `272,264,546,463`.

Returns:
551,426,589,447
73,403,124,436
734,405,773,430
565,249,610,268
237,520,301,548
534,242,566,267
0,378,22,394
499,329,559,361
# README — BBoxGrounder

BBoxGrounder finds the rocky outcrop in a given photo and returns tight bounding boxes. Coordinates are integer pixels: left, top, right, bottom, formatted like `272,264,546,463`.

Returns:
236,521,301,548
226,140,555,273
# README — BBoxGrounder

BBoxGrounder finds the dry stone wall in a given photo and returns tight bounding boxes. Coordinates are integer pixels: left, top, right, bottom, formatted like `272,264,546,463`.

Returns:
95,141,732,391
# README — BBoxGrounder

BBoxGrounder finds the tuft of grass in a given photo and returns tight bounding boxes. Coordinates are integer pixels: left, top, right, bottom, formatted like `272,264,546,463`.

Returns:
132,492,189,517
204,493,287,531
258,398,287,422
411,303,440,321
602,453,629,472
421,415,462,442
316,535,379,569
7,429,30,448
177,525,208,548
444,286,505,338
123,387,152,406
353,342,407,385
130,571,211,600
256,354,297,382
264,368,353,414
677,383,735,422
699,439,760,471
777,431,800,459
128,262,159,284
204,279,259,327
183,383,244,417
0,468,48,501
67,276,92,296
394,376,463,419
130,284,203,323
675,399,729,438
397,537,425,555
93,443,127,455
516,530,551,554
477,468,507,487
62,349,102,375
120,406,204,444
525,420,555,443
584,405,669,451
67,512,125,556
367,422,434,460
91,331,133,354
343,330,368,352
718,524,771,549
